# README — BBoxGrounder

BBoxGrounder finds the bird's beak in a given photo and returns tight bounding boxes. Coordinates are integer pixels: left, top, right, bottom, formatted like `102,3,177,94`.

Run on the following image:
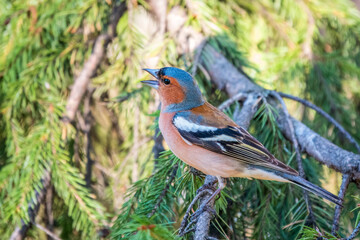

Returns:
142,68,159,89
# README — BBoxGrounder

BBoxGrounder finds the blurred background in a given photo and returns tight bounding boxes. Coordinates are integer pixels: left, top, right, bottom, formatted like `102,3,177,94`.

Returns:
1,0,360,239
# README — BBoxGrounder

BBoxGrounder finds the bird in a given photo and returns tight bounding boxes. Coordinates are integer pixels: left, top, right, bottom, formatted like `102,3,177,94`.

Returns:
142,67,341,206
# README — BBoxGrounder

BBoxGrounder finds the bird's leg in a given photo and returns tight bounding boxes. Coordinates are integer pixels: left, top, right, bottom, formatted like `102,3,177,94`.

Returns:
179,176,225,236
187,176,226,224
203,176,226,206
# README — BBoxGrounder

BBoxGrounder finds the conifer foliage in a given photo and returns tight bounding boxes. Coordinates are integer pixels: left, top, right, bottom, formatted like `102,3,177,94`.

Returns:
1,0,360,239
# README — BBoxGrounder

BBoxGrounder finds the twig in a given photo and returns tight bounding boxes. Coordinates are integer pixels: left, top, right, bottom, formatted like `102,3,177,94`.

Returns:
148,164,178,218
332,174,350,235
34,223,61,240
218,92,248,111
347,221,360,240
271,91,316,226
233,93,261,129
278,92,360,153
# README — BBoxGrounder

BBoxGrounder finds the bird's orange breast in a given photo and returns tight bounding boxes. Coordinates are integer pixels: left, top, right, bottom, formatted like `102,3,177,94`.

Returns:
159,111,244,177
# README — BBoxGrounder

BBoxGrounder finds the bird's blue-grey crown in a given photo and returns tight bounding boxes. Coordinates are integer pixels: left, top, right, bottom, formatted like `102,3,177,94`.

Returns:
159,67,205,112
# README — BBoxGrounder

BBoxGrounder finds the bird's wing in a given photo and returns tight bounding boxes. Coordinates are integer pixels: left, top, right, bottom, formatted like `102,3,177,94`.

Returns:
173,103,298,176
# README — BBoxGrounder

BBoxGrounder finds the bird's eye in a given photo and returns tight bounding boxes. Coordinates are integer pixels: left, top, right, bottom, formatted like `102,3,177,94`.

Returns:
163,78,171,85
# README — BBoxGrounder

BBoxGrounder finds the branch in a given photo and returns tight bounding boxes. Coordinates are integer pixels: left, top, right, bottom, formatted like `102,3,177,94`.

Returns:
233,93,260,129
278,92,360,153
218,92,248,111
347,220,360,240
10,170,51,240
63,3,126,122
194,175,218,240
332,174,351,235
34,223,61,240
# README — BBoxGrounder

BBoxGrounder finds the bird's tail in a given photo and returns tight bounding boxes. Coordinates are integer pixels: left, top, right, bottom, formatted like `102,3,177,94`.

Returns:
276,172,342,206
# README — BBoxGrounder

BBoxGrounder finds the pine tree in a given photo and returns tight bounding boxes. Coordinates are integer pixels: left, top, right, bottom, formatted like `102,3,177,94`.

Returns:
1,0,360,239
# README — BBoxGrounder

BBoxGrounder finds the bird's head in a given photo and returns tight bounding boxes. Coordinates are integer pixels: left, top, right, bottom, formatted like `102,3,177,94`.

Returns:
142,67,204,112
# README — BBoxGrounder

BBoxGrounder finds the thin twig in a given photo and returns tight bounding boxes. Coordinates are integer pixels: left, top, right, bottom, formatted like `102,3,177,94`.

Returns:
148,164,178,218
271,91,316,226
332,174,350,235
34,223,61,240
278,92,360,153
218,92,248,111
347,221,360,240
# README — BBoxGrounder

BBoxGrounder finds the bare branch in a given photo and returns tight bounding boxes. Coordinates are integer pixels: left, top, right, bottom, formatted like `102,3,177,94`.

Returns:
34,223,61,240
218,92,248,111
332,174,351,235
278,92,360,153
233,93,261,129
194,175,218,240
347,220,360,240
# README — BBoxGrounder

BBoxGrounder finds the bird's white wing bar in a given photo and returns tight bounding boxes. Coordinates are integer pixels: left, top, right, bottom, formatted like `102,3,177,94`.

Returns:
173,116,217,132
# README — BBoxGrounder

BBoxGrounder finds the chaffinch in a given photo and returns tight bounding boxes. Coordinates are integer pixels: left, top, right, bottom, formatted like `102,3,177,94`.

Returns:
142,67,341,205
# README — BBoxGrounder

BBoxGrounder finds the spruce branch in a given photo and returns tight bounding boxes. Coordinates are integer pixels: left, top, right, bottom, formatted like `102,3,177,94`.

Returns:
278,92,360,153
10,170,51,240
148,164,178,218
